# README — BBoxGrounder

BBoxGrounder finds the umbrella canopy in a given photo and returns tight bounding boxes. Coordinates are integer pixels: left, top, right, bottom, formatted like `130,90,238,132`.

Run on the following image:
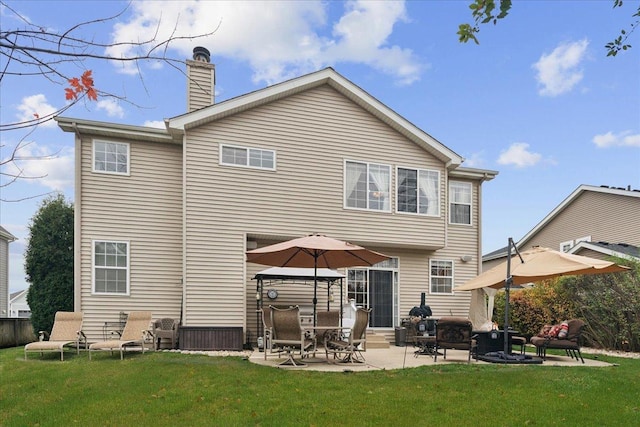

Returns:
246,234,390,325
457,240,629,357
246,234,390,269
457,245,629,291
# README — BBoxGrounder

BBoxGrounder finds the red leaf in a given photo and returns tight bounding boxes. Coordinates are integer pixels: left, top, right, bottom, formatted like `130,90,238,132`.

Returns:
65,88,77,100
68,77,80,89
81,70,94,89
86,87,98,101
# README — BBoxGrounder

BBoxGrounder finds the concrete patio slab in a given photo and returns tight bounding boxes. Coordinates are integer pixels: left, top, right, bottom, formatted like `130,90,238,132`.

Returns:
248,345,613,371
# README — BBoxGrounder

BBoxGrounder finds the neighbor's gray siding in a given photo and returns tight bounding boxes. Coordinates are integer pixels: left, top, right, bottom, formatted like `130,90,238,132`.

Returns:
184,85,482,328
525,191,640,251
77,135,183,340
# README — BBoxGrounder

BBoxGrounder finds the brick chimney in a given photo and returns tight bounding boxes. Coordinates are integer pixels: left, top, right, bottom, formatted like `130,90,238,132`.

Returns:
186,46,215,112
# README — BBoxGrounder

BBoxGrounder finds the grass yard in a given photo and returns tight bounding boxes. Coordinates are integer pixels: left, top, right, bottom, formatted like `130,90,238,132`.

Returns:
1,347,639,426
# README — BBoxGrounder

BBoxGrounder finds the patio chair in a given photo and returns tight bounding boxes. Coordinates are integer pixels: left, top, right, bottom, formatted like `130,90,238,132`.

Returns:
24,311,85,361
89,311,153,360
530,319,585,363
152,318,179,350
433,316,475,363
324,307,371,363
270,305,315,367
260,306,278,360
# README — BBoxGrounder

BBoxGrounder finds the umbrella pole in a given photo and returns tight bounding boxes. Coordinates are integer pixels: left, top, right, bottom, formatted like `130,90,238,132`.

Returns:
313,259,318,327
504,238,514,355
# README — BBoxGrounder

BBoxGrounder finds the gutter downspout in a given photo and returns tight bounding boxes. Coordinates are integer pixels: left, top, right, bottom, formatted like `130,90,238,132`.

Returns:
72,122,82,312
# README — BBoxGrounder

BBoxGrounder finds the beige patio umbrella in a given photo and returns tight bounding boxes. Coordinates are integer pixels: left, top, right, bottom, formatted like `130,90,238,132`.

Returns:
246,234,390,325
457,239,630,356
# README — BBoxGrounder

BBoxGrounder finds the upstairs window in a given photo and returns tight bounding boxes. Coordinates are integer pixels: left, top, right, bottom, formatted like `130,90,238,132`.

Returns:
220,144,275,170
93,140,129,175
397,167,440,216
344,161,391,212
449,181,472,225
93,240,129,295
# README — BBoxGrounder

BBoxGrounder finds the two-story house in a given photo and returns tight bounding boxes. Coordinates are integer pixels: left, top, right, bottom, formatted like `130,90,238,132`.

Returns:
1,225,17,317
483,184,640,271
57,47,497,348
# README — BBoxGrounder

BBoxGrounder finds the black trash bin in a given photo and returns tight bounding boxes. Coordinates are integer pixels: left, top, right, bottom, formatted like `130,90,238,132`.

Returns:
395,327,407,347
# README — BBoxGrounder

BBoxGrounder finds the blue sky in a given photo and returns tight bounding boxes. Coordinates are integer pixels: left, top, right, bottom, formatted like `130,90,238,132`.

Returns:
1,1,639,293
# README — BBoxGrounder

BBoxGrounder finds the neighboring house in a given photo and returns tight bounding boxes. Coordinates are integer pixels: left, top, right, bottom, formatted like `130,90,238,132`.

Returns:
483,184,640,271
0,226,17,317
9,289,31,318
57,47,498,345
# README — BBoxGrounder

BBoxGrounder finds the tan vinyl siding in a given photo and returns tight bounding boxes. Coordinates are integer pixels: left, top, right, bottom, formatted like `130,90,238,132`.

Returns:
185,85,482,328
78,136,183,340
525,191,640,251
0,239,8,314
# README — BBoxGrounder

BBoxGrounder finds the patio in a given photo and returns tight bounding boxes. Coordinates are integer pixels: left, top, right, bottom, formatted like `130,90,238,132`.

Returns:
247,345,613,371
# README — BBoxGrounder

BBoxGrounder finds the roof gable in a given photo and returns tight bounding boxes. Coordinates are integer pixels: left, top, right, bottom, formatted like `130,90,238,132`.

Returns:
483,184,640,261
167,67,464,167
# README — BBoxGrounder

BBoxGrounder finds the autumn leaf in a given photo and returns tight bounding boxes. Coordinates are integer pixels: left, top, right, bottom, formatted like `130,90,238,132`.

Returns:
65,88,77,100
81,70,94,89
64,70,98,102
86,87,98,101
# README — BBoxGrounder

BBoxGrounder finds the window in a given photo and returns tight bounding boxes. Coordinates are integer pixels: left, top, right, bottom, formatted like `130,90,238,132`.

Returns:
449,181,472,225
93,140,129,174
344,161,391,211
397,167,440,215
220,144,275,170
93,241,129,294
430,259,453,294
560,240,573,252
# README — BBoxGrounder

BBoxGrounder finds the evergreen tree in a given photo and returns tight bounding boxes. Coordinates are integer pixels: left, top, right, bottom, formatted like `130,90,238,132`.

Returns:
25,194,74,335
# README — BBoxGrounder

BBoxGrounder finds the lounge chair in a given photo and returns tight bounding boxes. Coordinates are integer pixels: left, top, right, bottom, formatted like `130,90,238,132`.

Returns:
270,305,315,367
433,316,475,362
24,311,85,361
530,319,585,363
89,311,153,360
324,307,371,363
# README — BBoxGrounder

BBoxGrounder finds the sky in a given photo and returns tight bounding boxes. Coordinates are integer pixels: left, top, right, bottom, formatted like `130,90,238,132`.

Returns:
1,1,639,293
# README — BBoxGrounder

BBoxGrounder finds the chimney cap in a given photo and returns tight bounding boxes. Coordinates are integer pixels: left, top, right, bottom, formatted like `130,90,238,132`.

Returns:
193,46,211,63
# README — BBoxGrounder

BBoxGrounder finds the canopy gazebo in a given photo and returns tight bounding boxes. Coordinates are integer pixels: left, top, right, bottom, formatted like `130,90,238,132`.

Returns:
253,267,345,339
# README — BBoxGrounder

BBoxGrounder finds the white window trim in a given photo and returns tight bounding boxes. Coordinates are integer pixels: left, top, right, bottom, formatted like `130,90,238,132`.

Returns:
343,160,392,213
449,181,473,226
395,166,441,217
219,143,276,170
560,240,574,252
92,239,130,296
92,139,130,176
429,259,455,295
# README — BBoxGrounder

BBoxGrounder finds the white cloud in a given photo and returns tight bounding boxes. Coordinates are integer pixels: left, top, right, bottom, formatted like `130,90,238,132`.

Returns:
4,142,74,191
105,0,423,85
143,120,166,128
96,98,125,118
16,94,58,128
593,131,640,148
533,39,589,97
497,142,542,168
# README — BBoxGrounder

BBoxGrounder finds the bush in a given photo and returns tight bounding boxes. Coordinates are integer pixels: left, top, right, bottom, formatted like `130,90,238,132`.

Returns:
493,258,640,351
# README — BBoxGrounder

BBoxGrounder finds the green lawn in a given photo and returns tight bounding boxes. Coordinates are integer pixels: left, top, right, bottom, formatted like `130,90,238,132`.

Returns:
2,347,639,426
